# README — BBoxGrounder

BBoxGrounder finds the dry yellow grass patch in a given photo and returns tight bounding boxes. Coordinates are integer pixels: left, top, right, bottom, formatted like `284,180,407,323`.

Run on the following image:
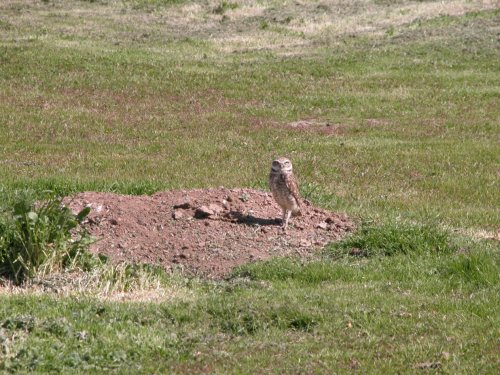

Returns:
2,0,495,55
211,0,498,54
0,270,198,304
290,0,498,36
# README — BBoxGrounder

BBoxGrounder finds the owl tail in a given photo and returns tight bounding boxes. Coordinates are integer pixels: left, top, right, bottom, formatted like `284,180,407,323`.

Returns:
292,208,302,217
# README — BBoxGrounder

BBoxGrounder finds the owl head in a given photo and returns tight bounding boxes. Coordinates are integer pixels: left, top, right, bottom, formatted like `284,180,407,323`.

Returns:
271,157,293,173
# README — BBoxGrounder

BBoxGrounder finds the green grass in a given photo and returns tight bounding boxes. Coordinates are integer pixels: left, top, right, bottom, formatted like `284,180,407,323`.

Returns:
0,1,498,232
0,0,499,373
1,225,498,373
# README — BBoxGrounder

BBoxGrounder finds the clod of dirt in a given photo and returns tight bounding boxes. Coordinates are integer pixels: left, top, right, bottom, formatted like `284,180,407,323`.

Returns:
64,188,354,279
172,210,184,220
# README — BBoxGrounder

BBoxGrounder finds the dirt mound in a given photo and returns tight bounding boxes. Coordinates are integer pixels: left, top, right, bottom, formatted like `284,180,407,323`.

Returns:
64,188,354,278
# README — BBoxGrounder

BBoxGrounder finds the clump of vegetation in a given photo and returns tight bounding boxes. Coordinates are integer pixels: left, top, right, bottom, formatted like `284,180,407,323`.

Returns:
329,223,457,257
443,250,498,288
0,190,92,284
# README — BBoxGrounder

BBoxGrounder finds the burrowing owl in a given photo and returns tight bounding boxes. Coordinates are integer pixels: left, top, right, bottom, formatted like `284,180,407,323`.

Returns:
269,157,302,231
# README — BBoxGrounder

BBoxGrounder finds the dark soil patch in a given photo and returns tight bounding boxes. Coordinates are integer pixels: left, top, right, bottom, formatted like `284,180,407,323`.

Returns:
64,188,354,278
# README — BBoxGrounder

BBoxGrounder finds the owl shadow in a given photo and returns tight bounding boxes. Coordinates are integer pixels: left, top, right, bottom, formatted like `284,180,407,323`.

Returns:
226,211,280,226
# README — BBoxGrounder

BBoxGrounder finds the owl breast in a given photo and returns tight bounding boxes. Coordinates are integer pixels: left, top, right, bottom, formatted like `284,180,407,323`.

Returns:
269,172,300,212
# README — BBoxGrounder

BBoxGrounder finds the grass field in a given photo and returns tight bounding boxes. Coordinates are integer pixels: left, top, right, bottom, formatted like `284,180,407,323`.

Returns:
0,0,499,373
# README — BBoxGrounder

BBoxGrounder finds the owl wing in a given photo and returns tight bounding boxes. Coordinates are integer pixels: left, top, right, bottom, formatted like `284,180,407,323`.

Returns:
283,173,301,206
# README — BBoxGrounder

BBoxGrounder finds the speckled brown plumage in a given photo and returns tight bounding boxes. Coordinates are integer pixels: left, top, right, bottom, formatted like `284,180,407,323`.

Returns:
269,157,301,231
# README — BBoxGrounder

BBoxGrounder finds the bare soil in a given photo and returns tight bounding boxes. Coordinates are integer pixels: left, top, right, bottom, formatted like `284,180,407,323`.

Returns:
65,188,354,279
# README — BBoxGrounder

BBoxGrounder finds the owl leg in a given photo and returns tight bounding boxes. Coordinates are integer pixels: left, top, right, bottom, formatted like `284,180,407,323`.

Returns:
283,209,292,231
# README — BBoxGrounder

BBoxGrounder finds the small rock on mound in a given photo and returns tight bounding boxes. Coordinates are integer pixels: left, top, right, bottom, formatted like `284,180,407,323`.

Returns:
64,188,354,279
